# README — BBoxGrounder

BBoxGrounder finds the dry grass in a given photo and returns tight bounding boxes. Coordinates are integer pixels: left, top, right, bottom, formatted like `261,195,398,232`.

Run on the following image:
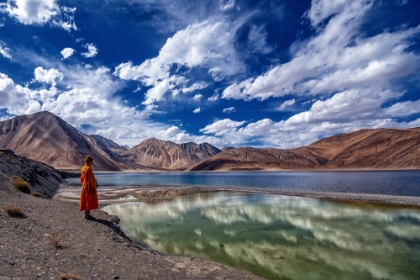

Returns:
51,234,64,249
31,191,42,197
11,175,31,194
60,273,81,280
4,205,26,218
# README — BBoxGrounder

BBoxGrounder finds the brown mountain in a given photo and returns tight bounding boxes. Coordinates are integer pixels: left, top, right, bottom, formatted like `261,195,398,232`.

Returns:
0,111,150,171
190,147,328,171
121,138,221,170
294,128,420,169
90,134,128,154
190,128,420,171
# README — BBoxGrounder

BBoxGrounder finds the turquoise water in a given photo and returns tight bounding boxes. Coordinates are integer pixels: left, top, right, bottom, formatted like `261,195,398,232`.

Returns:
103,192,420,280
67,171,420,196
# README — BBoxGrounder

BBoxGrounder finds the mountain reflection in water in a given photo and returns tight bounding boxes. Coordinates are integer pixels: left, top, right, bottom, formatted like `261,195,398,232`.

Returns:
103,192,420,280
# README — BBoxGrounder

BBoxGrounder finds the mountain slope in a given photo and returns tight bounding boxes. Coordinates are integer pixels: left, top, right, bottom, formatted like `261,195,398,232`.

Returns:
121,138,221,170
90,134,128,154
189,147,328,171
298,128,420,168
190,128,420,171
0,111,149,171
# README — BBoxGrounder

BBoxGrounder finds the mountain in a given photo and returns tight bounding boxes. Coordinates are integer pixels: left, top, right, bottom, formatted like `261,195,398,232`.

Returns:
190,147,327,171
121,138,221,170
90,134,128,154
190,128,420,171
294,128,420,169
0,111,150,171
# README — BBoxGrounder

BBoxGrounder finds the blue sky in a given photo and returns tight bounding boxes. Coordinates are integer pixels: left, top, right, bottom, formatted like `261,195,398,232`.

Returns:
0,0,419,148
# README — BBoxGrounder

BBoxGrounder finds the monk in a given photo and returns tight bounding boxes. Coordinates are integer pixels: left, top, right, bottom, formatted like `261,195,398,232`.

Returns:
80,155,98,219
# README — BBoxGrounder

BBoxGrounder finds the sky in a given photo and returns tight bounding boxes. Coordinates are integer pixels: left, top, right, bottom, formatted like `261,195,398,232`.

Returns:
0,0,419,149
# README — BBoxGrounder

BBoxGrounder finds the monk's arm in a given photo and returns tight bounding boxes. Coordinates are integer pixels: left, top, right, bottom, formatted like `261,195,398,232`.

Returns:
86,168,96,190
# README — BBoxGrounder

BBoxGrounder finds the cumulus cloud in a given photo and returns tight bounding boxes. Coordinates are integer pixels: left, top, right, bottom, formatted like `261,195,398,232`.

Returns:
60,47,75,59
0,0,77,31
223,107,235,113
81,43,98,58
33,66,63,86
222,0,420,101
114,18,245,105
0,43,12,59
193,107,201,113
200,119,246,137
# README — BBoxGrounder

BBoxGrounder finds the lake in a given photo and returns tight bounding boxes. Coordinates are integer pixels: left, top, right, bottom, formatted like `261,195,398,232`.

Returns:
69,171,420,279
67,170,420,196
103,191,420,280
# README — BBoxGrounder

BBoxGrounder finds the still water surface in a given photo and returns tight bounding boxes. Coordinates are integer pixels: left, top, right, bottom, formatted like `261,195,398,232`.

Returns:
103,192,420,280
71,170,420,196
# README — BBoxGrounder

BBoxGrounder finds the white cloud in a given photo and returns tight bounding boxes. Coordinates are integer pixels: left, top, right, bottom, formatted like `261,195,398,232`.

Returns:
222,0,420,101
193,94,202,101
0,43,12,59
208,92,220,101
0,0,77,31
223,107,235,113
34,66,63,86
200,119,246,137
284,87,399,126
60,47,75,59
277,99,295,111
220,0,235,12
114,18,245,105
193,107,201,113
383,100,420,117
81,43,98,58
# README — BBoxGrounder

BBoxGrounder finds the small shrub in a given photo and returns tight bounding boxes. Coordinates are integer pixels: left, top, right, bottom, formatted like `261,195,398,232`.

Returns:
31,191,42,197
51,234,64,249
11,176,31,194
60,273,81,280
4,205,26,218
0,150,4,155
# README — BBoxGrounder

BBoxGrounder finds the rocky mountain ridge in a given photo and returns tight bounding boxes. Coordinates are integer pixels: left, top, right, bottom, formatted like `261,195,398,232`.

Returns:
1,111,419,171
190,128,420,171
0,112,220,171
121,138,221,170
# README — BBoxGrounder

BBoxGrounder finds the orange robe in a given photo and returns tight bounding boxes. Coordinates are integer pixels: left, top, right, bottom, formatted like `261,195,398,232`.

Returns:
79,165,99,211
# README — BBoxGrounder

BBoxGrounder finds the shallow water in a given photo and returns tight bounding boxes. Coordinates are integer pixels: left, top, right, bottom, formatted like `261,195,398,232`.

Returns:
66,171,420,197
103,192,420,280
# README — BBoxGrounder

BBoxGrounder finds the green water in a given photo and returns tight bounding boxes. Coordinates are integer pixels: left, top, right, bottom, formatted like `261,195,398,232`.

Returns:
103,192,420,279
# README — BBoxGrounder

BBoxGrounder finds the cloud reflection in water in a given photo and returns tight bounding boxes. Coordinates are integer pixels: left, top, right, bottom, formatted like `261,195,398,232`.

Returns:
103,192,420,280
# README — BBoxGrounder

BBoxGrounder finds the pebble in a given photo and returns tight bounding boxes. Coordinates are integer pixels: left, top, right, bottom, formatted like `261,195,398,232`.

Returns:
9,260,15,265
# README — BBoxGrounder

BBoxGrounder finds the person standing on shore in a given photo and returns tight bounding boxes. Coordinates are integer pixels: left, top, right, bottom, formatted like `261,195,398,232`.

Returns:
80,155,98,219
